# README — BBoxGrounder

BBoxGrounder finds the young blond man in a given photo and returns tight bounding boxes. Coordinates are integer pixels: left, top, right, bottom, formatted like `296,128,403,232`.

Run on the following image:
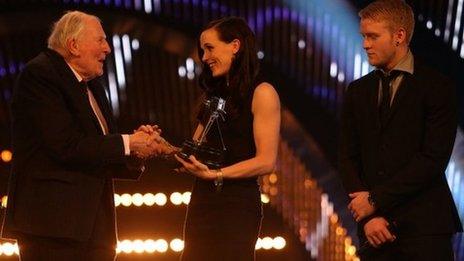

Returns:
339,0,462,259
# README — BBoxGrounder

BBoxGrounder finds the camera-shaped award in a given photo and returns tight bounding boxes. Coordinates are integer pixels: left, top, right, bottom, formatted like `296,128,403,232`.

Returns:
178,97,227,168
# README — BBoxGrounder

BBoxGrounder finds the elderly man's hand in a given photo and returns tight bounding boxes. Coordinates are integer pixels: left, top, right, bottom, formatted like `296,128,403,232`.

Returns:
129,130,157,159
131,124,180,159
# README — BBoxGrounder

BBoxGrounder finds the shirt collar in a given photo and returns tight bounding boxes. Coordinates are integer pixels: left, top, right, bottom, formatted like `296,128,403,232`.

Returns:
379,49,414,76
66,62,84,83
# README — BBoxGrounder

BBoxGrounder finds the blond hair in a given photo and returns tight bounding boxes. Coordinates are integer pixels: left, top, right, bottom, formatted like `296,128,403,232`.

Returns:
359,0,415,43
47,10,100,51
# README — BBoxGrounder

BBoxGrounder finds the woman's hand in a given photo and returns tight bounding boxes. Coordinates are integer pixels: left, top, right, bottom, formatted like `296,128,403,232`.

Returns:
174,154,216,180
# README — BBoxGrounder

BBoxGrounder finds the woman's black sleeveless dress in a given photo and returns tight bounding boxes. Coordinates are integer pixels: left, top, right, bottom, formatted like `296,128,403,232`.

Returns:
181,85,263,261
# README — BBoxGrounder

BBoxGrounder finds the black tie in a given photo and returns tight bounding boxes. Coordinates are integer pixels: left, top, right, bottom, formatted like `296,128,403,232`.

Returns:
377,70,400,124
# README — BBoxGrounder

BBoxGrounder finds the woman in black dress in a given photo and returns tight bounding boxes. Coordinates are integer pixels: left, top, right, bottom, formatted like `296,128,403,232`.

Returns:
175,17,281,261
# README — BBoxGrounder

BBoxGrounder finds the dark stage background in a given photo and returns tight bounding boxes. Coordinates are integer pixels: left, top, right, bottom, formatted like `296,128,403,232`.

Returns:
0,0,463,260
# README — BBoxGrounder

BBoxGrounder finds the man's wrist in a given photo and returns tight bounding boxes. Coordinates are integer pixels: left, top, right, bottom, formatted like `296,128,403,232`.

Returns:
122,134,130,156
368,191,376,208
360,213,378,226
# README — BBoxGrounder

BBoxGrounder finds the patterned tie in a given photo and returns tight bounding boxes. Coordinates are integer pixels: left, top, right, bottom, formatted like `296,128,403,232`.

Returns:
83,82,109,135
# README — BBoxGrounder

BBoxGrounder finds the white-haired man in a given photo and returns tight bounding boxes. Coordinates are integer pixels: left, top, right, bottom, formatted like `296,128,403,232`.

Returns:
1,11,165,260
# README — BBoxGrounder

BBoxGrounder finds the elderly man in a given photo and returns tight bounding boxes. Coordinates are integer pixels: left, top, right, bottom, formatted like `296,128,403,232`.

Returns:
1,11,164,260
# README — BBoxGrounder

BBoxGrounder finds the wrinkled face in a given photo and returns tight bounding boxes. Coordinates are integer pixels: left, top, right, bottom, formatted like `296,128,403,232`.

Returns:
71,17,111,81
200,28,239,77
360,18,397,70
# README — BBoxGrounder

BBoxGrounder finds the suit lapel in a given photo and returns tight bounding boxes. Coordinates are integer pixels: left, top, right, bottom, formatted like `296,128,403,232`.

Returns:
88,81,116,134
365,73,381,129
383,73,414,128
45,49,107,135
82,82,107,135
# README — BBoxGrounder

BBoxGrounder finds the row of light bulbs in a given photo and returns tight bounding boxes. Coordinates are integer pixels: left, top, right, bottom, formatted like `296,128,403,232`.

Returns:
114,192,191,207
0,236,286,256
116,236,286,254
114,192,270,207
0,193,270,209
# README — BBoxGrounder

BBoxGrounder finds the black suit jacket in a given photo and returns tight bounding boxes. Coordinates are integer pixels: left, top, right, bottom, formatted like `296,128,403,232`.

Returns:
339,59,463,238
1,49,142,243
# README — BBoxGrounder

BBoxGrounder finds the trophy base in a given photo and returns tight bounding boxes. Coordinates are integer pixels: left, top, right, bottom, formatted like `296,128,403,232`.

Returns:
178,140,225,169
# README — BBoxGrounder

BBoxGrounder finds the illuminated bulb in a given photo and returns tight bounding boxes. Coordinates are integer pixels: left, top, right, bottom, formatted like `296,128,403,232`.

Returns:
132,193,144,207
273,237,286,250
120,193,132,207
344,237,352,245
299,228,308,239
261,237,273,250
186,58,194,72
155,239,168,253
347,245,356,256
133,239,145,253
170,238,184,252
170,192,183,205
182,192,191,205
330,62,338,78
338,72,345,83
144,239,157,253
304,179,313,188
1,196,7,208
131,39,140,50
114,194,121,207
269,173,278,184
426,20,433,29
119,239,133,253
143,193,156,206
154,193,167,206
2,242,17,256
255,238,262,250
1,150,12,163
178,66,187,77
260,194,270,204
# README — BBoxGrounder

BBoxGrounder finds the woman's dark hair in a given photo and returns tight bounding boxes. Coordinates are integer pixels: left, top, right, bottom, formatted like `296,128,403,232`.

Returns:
197,17,260,117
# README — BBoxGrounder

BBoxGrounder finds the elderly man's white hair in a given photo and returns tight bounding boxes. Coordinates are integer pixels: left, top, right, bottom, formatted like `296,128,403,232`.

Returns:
47,11,100,52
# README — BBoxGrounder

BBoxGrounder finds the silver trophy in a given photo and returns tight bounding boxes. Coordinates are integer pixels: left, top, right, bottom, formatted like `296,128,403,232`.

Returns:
178,97,227,168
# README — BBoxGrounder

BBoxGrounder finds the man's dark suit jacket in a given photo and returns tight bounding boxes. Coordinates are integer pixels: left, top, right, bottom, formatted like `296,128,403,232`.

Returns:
339,60,463,238
1,49,142,245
